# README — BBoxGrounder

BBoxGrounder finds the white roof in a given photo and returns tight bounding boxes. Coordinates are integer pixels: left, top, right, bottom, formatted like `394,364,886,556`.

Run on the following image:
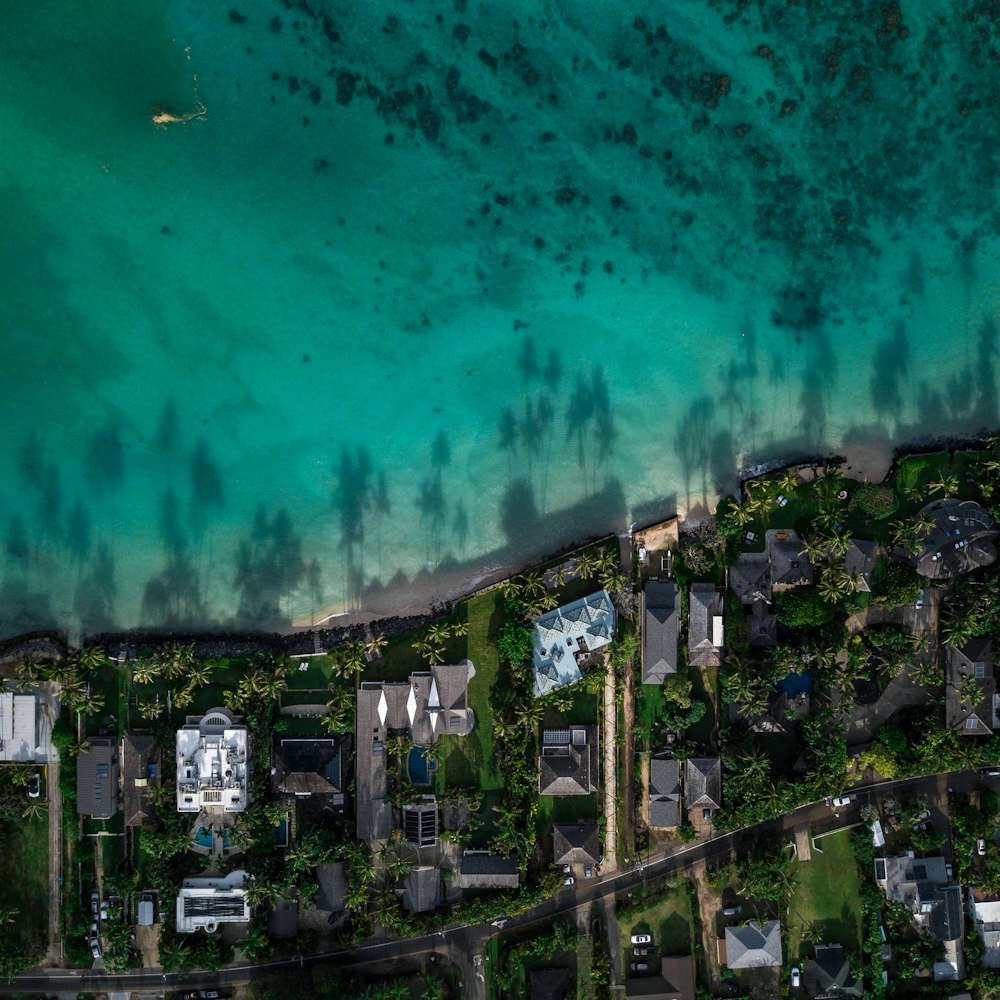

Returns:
0,692,37,762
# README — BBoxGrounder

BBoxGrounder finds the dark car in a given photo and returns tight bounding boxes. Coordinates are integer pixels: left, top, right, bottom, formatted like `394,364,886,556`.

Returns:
633,946,652,956
27,773,40,798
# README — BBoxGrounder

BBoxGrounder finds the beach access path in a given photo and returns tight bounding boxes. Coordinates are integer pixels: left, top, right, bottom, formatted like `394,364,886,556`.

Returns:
603,659,618,873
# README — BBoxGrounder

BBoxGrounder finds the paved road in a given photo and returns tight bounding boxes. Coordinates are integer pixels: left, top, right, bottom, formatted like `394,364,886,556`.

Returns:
2,767,991,996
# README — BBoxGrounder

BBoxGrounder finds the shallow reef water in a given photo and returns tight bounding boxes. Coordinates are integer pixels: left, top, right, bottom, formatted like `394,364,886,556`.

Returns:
0,0,998,635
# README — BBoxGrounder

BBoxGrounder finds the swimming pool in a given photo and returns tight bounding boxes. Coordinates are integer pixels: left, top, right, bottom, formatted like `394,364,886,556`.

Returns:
407,746,438,786
778,669,813,697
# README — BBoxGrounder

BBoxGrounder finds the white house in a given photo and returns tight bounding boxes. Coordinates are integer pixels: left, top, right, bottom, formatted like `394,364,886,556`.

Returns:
176,870,250,933
532,590,615,698
0,691,37,762
176,708,249,814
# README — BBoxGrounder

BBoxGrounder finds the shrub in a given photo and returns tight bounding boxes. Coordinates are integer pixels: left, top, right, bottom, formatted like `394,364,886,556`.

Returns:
774,587,834,627
850,482,898,519
873,561,920,607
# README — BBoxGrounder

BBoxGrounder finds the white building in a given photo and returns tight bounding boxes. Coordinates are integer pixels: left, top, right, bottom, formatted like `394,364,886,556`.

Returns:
532,590,615,698
970,896,1000,968
176,870,250,933
0,691,38,762
176,708,249,814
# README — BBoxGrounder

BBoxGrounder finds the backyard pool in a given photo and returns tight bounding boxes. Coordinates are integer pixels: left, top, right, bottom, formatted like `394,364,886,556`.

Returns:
778,669,813,697
407,746,438,786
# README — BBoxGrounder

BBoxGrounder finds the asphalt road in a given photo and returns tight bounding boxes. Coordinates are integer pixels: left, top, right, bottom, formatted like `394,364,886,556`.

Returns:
3,767,992,996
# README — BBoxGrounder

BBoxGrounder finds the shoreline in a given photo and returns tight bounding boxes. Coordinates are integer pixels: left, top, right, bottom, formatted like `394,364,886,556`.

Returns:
2,433,987,661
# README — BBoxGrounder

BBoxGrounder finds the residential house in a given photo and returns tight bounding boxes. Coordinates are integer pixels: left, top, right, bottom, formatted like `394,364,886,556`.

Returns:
648,758,681,829
803,944,864,998
402,796,439,847
684,757,722,824
767,529,813,590
77,737,120,819
0,690,37,762
176,708,249,814
844,538,877,593
747,600,777,648
729,689,790,735
625,955,696,1000
176,870,250,934
356,662,476,842
539,727,598,796
398,865,441,913
271,736,346,800
969,891,1000,968
531,968,572,1000
688,584,724,668
874,854,964,941
313,863,347,917
730,552,770,605
723,921,783,969
455,851,520,890
532,591,616,697
909,499,998,580
642,581,679,684
121,731,159,829
945,639,996,736
553,822,601,867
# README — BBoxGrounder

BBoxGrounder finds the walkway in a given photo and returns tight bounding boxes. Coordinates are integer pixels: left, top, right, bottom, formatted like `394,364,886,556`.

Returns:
45,754,62,962
602,662,618,873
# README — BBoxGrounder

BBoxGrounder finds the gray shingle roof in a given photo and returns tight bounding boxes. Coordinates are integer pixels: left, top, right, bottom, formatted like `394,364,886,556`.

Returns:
122,731,158,829
767,529,813,589
648,758,681,828
730,553,771,605
844,538,877,592
625,955,696,1000
688,584,723,667
399,865,441,913
456,852,520,889
76,737,120,819
314,863,347,913
747,599,777,647
876,854,963,942
531,968,571,1000
553,822,601,865
945,638,995,736
642,582,679,684
725,921,783,968
803,944,864,998
685,757,722,811
272,737,343,797
539,727,598,796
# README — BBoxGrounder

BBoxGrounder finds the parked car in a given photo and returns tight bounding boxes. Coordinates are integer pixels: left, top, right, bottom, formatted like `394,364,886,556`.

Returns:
946,863,953,878
983,769,1000,778
831,794,855,807
631,933,652,945
99,902,109,920
722,905,743,916
630,963,648,972
634,947,652,957
89,921,98,935
978,838,987,856
584,865,593,879
914,589,925,610
562,864,572,874
27,773,40,798
563,876,575,886
90,938,102,959
90,891,99,916
791,967,801,988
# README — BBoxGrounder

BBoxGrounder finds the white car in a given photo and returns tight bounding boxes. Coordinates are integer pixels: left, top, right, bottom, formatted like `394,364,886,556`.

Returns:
631,933,652,945
915,589,924,609
791,967,801,988
831,795,854,807
978,838,987,856
563,876,575,886
562,864,572,874
90,938,102,959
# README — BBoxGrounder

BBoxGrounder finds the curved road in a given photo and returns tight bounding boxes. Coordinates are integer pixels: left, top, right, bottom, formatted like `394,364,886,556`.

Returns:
1,766,986,996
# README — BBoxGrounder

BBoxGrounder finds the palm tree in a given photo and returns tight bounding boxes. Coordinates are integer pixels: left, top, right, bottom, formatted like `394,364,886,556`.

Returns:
131,659,159,685
730,502,755,528
520,570,546,597
574,551,600,580
186,661,212,689
817,573,843,605
78,647,106,671
426,623,451,646
172,685,195,711
413,636,445,666
137,700,163,721
734,747,770,785
22,799,47,821
911,514,935,537
78,693,105,717
68,737,91,758
957,676,984,707
547,565,569,588
365,633,388,659
514,699,544,730
450,619,469,638
913,659,941,688
14,657,36,689
777,469,798,495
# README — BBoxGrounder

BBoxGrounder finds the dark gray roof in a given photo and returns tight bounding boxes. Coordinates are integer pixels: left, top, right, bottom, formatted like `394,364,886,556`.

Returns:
625,955,696,1000
688,584,723,667
767,529,813,588
553,823,601,865
457,852,520,889
747,599,777,647
267,898,299,939
685,757,722,811
930,884,964,942
272,737,344,797
531,968,571,1000
844,539,877,592
539,728,598,796
946,638,995,736
912,499,999,580
643,582,679,684
730,553,770,605
725,921,783,968
76,738,120,819
876,854,963,942
399,865,441,913
648,759,681,828
314,863,347,913
803,944,864,999
122,731,158,829
355,685,392,841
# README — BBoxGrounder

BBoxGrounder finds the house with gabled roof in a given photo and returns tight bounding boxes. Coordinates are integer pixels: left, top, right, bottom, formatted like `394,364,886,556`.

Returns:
722,920,783,969
625,955,696,1000
539,727,598,796
844,538,877,592
553,822,601,866
398,865,441,913
121,730,159,829
874,853,963,941
730,552,771,605
356,662,476,842
77,737,121,819
455,851,520,890
648,758,681,829
945,638,996,736
533,591,615,697
688,584,723,667
642,581,679,684
908,499,998,579
272,736,347,800
685,757,722,825
803,944,864,998
747,599,777,647
766,529,813,590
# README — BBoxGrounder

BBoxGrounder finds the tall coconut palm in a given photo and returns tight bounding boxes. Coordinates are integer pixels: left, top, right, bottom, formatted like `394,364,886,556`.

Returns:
957,676,984,707
365,633,388,659
78,693,105,717
777,469,798,495
131,659,159,685
186,660,212,690
547,565,569,589
911,514,935,537
137,700,163,721
172,685,195,711
68,738,91,759
450,619,469,638
413,636,445,666
426,623,451,646
78,647,106,672
22,799,47,821
514,699,544,730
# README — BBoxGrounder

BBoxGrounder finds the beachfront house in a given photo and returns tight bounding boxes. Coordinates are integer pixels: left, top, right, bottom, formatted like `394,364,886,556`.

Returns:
907,499,998,579
0,690,40,763
767,529,814,591
642,581,679,684
356,662,475,842
176,708,249,814
532,591,616,697
688,584,724,667
77,737,121,819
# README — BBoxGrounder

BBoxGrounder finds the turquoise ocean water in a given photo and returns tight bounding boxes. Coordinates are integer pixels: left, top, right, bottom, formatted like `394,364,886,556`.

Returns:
1,0,999,637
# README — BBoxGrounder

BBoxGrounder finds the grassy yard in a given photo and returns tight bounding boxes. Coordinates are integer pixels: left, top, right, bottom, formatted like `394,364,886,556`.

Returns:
635,684,667,754
620,880,694,972
786,830,863,960
0,808,50,955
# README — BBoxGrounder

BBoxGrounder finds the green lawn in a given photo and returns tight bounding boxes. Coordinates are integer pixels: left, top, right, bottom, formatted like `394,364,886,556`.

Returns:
0,809,50,955
635,684,667,754
284,655,335,690
786,830,863,960
620,880,693,972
